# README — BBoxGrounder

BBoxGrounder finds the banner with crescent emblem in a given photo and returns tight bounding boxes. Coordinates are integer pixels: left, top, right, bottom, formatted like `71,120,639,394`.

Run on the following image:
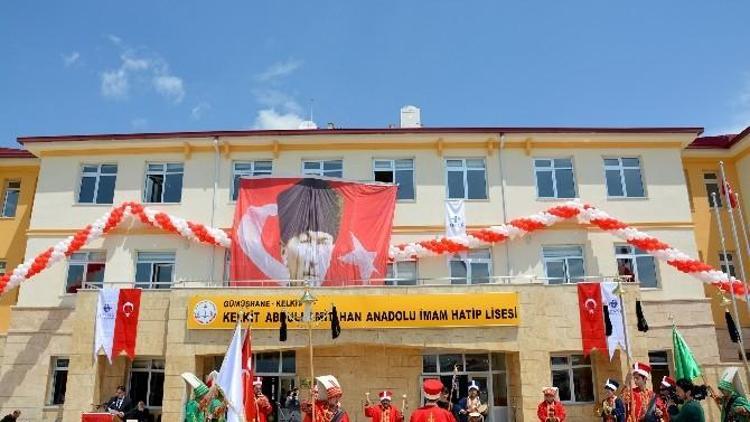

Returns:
94,288,142,363
577,282,606,355
230,177,397,286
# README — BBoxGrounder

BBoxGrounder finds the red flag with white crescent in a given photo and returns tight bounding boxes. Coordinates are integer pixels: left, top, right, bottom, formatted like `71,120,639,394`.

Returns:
721,179,739,208
577,283,607,355
112,288,141,359
230,177,397,286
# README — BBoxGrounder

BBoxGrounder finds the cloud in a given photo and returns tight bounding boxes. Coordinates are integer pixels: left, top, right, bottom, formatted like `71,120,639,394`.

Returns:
62,52,80,67
253,109,304,130
131,118,148,130
255,58,303,82
107,34,123,46
101,69,128,99
153,75,185,104
191,102,211,120
253,89,303,114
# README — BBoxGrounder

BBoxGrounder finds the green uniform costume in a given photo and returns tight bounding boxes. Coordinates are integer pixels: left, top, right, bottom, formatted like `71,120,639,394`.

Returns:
208,396,227,422
185,399,206,422
718,378,750,422
182,372,210,422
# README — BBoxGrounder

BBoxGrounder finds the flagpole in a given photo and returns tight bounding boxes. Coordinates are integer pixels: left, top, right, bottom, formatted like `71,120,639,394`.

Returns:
711,191,750,379
734,192,750,308
719,162,750,310
616,279,632,368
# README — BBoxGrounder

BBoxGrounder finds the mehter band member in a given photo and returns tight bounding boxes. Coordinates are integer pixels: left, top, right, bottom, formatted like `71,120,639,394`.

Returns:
537,387,566,422
598,379,625,422
364,390,404,422
182,372,211,422
622,362,654,422
253,377,274,422
709,367,750,422
302,375,351,422
410,379,456,422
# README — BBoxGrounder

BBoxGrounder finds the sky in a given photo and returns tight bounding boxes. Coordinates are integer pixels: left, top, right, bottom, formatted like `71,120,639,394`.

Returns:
1,1,749,148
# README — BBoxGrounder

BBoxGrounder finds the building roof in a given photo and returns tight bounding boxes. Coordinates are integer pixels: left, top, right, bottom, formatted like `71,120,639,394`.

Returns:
17,126,704,144
0,147,35,159
687,126,750,150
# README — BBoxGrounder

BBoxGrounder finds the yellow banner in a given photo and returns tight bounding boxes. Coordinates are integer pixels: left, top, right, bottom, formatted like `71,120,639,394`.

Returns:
187,292,519,330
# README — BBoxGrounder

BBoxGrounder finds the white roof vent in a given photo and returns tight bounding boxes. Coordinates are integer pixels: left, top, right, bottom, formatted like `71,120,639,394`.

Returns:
400,105,421,128
298,120,318,130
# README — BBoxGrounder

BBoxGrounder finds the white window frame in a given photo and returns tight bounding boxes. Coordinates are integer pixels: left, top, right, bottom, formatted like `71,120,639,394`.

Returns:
386,260,418,285
128,358,165,409
0,261,6,276
65,251,107,292
142,162,184,203
603,157,646,198
1,180,21,218
703,172,723,208
48,357,69,405
445,158,488,200
542,246,585,284
135,251,176,289
449,249,492,284
77,163,118,204
373,158,416,201
550,354,594,403
232,160,273,201
615,244,659,288
720,252,737,278
533,158,577,199
302,159,343,178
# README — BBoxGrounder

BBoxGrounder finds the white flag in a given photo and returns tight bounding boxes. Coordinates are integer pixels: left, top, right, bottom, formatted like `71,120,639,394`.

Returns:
94,288,119,363
218,323,245,422
601,282,630,360
445,200,466,237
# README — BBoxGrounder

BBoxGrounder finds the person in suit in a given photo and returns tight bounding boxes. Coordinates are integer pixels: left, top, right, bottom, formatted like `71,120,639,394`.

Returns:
106,385,133,420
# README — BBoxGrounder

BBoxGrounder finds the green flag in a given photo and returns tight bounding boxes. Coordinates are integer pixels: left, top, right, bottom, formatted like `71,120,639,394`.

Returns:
673,326,701,380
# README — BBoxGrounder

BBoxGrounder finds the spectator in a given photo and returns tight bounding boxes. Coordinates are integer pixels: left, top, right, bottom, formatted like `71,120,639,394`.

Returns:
0,410,20,422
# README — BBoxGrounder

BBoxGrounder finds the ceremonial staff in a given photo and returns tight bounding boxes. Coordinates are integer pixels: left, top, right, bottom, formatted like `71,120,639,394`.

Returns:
301,285,318,422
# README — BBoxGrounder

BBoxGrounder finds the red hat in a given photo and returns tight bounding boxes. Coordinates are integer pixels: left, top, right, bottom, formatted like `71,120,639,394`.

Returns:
423,379,443,400
661,376,676,388
632,362,651,378
379,390,393,402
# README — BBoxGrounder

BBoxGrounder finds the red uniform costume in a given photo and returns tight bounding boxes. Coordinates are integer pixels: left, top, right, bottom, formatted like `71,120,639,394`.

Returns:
251,377,273,422
302,375,351,422
622,363,655,422
410,379,457,422
536,401,566,422
365,391,404,422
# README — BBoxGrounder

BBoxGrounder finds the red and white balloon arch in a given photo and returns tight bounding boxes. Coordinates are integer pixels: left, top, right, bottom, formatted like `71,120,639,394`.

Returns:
0,201,743,298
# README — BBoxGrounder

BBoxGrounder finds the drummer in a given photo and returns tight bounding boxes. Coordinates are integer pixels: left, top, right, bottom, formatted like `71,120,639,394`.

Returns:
456,381,486,422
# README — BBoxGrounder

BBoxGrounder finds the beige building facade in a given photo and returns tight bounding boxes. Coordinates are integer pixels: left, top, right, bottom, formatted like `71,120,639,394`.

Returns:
0,127,730,421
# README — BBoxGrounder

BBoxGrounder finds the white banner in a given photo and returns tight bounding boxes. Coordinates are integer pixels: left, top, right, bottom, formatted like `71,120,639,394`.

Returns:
600,282,630,360
218,324,245,422
445,200,466,237
94,288,119,363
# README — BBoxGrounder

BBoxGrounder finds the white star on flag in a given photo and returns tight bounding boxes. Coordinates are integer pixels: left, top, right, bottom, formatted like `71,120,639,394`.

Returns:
339,232,377,281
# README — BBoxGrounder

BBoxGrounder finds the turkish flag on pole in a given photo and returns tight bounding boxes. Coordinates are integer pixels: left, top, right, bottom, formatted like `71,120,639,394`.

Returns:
577,283,607,355
231,177,397,286
242,328,256,422
721,180,739,208
112,288,141,359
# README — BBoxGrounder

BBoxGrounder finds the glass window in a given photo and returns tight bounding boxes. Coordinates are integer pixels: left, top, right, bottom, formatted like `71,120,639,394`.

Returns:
543,246,585,284
386,261,418,285
550,354,593,403
604,157,645,198
373,159,415,200
446,159,487,200
703,173,723,208
465,354,490,371
422,355,438,373
48,357,69,405
281,350,296,373
66,251,106,293
223,250,232,283
649,351,670,392
128,359,164,408
439,354,463,372
78,164,118,204
615,245,659,288
720,252,737,278
534,158,576,198
135,252,175,289
449,249,492,284
1,180,20,218
143,162,183,203
232,161,273,200
0,261,5,276
421,353,508,408
302,160,343,178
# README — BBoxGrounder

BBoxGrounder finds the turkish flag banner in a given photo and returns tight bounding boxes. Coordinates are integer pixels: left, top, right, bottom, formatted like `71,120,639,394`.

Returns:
231,177,397,286
112,288,141,359
577,282,607,355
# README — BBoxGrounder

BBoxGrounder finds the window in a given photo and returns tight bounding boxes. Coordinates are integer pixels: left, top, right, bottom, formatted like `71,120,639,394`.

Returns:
48,357,69,405
534,158,576,198
66,251,106,293
302,160,343,178
129,359,164,408
232,161,272,200
720,252,737,278
649,351,670,392
143,163,183,203
703,173,722,208
421,353,507,408
615,245,658,288
211,351,297,404
604,157,645,198
135,252,175,289
543,246,585,284
223,250,232,283
449,249,492,284
446,159,487,200
386,261,417,285
0,261,5,276
78,164,118,204
1,180,20,218
373,159,415,200
550,354,594,403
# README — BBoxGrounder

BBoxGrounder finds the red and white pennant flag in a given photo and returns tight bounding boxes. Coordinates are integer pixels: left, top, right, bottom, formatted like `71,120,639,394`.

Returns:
94,288,141,363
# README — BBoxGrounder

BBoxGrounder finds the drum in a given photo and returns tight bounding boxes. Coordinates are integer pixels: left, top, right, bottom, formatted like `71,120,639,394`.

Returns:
477,404,488,415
